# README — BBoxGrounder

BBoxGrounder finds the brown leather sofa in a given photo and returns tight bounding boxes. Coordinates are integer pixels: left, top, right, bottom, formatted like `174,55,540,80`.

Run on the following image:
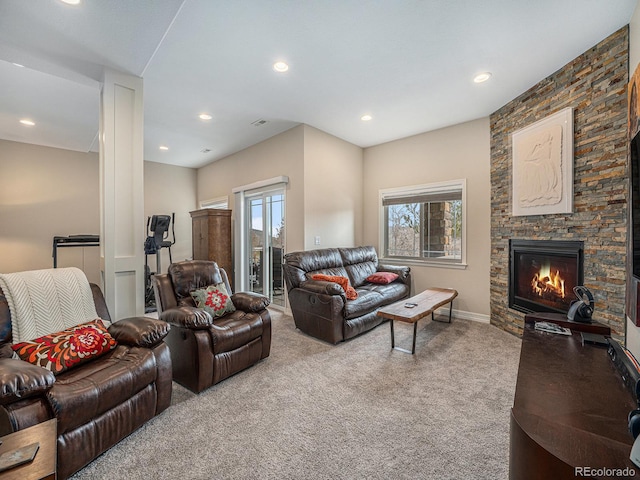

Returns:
283,246,411,344
152,260,271,393
0,284,172,480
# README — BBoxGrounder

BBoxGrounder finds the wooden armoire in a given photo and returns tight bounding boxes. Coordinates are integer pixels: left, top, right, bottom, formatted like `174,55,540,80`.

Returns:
190,208,233,288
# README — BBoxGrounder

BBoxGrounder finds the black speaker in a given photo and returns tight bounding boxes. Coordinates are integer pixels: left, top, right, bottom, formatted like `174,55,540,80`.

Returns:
630,409,640,439
608,338,640,403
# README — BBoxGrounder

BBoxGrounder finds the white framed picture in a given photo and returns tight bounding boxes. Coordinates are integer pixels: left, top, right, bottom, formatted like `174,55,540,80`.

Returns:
512,107,573,216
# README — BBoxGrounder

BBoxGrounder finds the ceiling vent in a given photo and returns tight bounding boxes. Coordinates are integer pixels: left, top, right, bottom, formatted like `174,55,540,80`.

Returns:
251,119,267,127
200,148,211,153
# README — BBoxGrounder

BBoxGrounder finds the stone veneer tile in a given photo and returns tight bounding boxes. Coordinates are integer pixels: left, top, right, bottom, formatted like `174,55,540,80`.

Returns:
490,26,629,339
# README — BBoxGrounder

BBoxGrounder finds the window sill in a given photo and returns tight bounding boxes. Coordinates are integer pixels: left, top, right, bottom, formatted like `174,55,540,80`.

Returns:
380,257,468,270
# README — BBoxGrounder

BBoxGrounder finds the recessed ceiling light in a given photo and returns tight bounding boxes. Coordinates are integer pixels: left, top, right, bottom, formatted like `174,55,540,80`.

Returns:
60,0,81,5
473,72,492,83
19,119,35,126
273,61,289,73
361,114,373,122
159,145,169,151
12,63,24,68
199,113,212,121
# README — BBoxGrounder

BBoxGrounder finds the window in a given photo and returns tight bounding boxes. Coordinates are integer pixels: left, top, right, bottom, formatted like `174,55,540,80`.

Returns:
200,196,228,209
380,180,466,267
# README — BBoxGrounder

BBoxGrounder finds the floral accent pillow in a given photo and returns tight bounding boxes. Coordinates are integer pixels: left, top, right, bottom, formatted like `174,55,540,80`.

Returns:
191,283,236,319
366,272,399,284
12,319,117,375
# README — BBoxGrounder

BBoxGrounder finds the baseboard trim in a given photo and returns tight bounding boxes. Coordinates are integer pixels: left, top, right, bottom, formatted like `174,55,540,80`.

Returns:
276,305,489,324
433,307,489,324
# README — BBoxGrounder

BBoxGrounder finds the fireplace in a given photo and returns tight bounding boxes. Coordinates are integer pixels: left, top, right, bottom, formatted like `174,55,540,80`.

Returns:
509,240,584,314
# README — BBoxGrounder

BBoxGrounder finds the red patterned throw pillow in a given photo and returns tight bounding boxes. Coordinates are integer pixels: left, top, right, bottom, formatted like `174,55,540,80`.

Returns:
366,272,399,285
311,274,358,300
12,319,117,375
191,283,236,318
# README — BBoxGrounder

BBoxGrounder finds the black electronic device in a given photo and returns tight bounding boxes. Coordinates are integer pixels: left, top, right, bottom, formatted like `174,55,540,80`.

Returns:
567,286,594,323
630,409,640,439
631,131,640,281
608,338,640,406
580,332,608,347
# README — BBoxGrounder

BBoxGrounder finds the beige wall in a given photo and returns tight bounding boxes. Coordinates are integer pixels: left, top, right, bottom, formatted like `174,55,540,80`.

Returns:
0,139,101,282
362,117,491,317
197,125,304,254
197,124,365,257
0,139,198,286
627,1,640,356
143,161,197,274
303,125,363,249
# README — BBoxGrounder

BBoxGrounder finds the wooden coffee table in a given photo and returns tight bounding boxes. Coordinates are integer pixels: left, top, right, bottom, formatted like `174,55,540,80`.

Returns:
0,419,56,480
378,287,458,354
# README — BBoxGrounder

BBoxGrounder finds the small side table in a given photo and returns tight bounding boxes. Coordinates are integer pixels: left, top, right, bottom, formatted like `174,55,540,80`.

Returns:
0,419,57,480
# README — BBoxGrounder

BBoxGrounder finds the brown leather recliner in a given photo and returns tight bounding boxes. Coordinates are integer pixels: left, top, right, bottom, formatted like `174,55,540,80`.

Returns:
152,260,271,393
0,284,172,480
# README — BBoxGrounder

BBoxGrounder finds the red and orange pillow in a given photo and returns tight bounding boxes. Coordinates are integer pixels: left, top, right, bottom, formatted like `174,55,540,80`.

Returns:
366,272,399,285
12,319,117,375
311,274,358,300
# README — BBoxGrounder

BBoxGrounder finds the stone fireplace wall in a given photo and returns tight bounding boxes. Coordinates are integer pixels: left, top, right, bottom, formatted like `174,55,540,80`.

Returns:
490,27,629,338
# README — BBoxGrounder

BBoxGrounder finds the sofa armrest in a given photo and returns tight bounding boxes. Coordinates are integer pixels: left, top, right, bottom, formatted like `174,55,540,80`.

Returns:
0,358,55,405
231,292,270,312
109,317,170,348
0,342,13,359
377,264,411,283
287,287,346,343
159,306,213,329
299,280,345,297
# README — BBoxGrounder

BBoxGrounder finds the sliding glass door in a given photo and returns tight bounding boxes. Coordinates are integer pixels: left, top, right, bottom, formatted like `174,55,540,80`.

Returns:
246,188,285,307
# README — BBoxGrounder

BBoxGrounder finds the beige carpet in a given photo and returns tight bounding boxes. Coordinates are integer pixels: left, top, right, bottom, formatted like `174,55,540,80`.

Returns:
71,310,522,480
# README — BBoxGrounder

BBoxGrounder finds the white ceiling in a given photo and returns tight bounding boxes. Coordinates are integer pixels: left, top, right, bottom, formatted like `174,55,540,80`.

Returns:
0,0,636,168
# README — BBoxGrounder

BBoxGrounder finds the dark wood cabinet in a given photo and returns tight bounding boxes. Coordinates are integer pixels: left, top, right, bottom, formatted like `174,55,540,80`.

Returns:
190,209,233,288
510,313,636,479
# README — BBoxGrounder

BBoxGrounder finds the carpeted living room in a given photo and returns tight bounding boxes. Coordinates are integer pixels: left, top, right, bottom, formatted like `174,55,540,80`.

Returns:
70,308,522,480
2,2,640,480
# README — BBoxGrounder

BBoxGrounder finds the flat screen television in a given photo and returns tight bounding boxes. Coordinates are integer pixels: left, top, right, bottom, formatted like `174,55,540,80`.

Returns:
631,131,640,279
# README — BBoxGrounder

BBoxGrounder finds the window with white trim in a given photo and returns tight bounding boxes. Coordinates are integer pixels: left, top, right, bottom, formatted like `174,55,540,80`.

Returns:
200,196,228,209
380,180,466,266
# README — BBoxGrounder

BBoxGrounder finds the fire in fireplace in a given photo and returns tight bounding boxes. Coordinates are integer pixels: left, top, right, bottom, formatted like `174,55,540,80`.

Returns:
509,239,584,314
531,264,566,300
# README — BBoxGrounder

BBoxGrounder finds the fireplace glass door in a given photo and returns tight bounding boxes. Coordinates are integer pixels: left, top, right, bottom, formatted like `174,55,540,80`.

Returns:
509,240,584,314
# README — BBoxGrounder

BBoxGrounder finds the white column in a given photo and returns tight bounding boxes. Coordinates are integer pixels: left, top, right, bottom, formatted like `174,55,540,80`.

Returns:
99,70,145,319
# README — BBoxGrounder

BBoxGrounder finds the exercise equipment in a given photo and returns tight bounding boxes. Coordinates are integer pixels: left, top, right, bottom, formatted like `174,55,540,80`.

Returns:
144,214,175,311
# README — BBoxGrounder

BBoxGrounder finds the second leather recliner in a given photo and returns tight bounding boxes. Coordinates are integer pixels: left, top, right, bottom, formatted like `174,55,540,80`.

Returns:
152,260,271,393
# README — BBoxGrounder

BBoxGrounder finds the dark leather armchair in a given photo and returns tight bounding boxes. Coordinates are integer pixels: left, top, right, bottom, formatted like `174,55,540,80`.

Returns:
0,283,172,480
152,260,271,393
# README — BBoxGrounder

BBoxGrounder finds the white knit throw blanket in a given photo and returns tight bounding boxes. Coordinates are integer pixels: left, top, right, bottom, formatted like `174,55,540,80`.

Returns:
0,267,99,343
